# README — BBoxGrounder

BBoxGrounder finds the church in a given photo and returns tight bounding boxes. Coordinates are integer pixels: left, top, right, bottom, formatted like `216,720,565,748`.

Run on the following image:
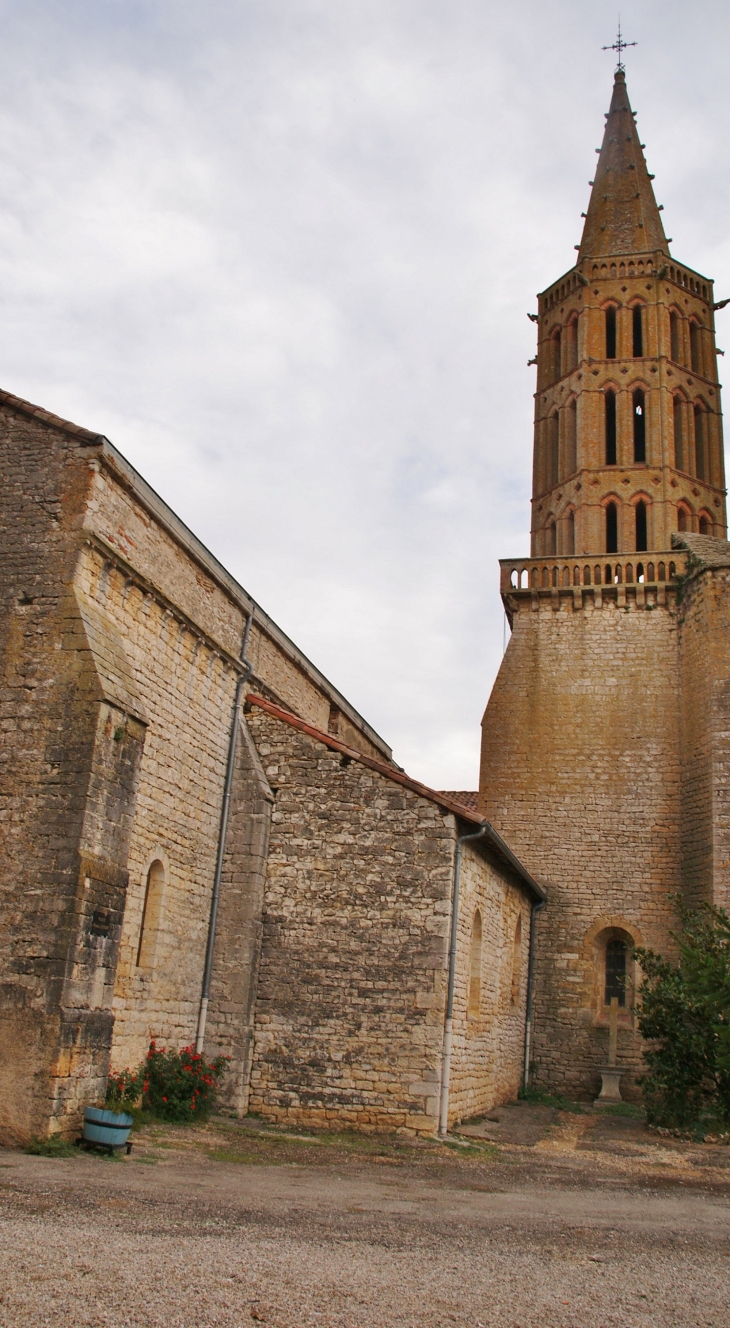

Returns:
1,63,728,1144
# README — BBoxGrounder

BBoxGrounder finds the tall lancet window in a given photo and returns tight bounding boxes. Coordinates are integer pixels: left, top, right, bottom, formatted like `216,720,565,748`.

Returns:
673,397,685,471
606,502,618,555
632,305,644,357
605,306,617,359
670,311,681,364
694,406,708,481
635,501,648,552
605,390,617,465
690,322,703,376
633,389,646,463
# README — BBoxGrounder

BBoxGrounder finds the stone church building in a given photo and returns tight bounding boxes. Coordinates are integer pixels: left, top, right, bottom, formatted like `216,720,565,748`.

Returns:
2,65,729,1143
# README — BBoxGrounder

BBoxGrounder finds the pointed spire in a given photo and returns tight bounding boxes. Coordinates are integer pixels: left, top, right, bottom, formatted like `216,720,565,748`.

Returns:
578,71,669,261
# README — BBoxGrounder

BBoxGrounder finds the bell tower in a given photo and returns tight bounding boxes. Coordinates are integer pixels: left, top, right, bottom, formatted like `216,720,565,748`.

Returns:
478,58,730,1104
532,68,726,562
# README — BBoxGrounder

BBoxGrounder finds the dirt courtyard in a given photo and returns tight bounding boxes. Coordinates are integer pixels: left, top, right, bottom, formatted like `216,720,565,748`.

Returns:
1,1101,729,1328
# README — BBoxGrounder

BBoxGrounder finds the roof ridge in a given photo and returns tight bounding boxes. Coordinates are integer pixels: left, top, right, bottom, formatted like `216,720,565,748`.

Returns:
0,387,108,445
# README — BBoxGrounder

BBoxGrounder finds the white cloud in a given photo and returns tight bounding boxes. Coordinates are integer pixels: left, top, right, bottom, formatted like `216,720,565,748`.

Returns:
1,0,730,786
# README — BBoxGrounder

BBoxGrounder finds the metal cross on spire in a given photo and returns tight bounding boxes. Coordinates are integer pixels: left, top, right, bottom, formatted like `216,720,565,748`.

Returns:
602,18,637,73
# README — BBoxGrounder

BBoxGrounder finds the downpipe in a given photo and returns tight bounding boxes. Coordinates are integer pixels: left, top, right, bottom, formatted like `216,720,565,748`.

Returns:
195,610,254,1054
522,897,546,1093
438,822,488,1138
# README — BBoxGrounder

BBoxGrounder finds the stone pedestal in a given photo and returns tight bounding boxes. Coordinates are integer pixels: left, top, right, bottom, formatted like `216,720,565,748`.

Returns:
594,1066,623,1105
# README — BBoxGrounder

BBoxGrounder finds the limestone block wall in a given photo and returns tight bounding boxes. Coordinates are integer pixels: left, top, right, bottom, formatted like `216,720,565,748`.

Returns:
480,588,682,1098
677,537,730,912
446,847,532,1125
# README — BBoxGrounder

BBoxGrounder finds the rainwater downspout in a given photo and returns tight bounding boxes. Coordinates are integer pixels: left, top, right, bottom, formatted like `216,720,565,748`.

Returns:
195,609,254,1054
522,896,547,1093
438,821,489,1138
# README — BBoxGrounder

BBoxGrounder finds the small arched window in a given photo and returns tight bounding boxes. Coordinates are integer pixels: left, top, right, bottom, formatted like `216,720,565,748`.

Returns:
468,910,482,1018
510,915,523,1006
677,505,690,533
606,502,618,555
546,519,557,557
605,939,627,1007
633,389,646,463
605,390,617,466
699,513,711,536
694,406,708,481
635,500,648,552
632,305,643,357
690,322,703,376
605,306,617,359
137,860,165,969
673,396,685,471
670,311,681,364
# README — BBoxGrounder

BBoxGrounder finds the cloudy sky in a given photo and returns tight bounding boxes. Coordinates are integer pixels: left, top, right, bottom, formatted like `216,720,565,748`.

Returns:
2,0,730,786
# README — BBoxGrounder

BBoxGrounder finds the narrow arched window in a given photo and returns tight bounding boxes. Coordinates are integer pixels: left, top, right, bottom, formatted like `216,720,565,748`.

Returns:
694,406,707,481
566,399,577,475
137,860,165,969
566,510,575,556
605,939,627,1007
605,390,617,465
699,514,711,535
468,910,482,1018
690,322,703,375
565,317,578,371
670,311,681,363
633,389,646,463
677,506,689,533
632,305,643,357
546,520,557,556
548,413,559,487
552,329,562,383
510,915,523,1006
606,502,618,554
635,501,648,552
673,397,684,471
605,306,616,359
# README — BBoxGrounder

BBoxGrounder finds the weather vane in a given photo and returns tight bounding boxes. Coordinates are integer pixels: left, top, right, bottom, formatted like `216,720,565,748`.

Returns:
602,18,637,73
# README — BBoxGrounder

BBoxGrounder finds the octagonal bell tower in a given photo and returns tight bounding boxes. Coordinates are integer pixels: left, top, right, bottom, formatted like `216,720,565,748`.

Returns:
532,69,726,562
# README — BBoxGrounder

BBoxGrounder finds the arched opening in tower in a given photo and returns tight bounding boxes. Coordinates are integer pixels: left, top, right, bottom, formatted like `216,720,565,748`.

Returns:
635,500,648,552
605,390,617,466
605,502,618,554
605,306,617,360
632,305,644,358
633,389,646,464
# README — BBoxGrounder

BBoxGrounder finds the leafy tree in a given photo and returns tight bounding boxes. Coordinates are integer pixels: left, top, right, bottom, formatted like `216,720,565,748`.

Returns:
634,901,730,1132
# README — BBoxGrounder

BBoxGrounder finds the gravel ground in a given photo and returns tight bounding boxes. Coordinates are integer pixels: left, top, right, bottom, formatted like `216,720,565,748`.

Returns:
1,1106,729,1328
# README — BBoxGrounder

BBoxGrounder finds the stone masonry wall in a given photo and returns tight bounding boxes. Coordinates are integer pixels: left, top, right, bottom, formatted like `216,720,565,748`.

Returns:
244,706,534,1133
480,590,682,1099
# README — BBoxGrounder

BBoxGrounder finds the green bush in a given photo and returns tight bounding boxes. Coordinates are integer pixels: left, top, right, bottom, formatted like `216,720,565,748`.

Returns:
141,1042,229,1123
25,1135,76,1158
635,902,730,1131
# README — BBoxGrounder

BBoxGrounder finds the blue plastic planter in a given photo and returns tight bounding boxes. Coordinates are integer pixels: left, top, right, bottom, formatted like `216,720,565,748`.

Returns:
83,1107,133,1150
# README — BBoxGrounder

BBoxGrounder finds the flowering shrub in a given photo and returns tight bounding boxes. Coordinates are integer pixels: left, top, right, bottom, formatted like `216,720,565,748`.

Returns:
142,1042,230,1122
105,1065,145,1111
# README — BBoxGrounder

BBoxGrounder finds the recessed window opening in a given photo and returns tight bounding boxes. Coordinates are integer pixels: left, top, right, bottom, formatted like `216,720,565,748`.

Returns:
670,311,681,363
468,910,482,1018
605,938,627,1007
605,390,617,465
605,563,612,584
677,506,689,532
694,406,708,481
635,501,648,552
567,510,575,555
566,399,577,475
605,306,617,359
637,563,645,583
673,397,684,471
548,413,559,487
510,915,523,1006
606,502,618,554
566,317,578,372
632,305,643,357
546,520,557,557
633,389,646,463
690,322,702,375
699,514,711,535
552,329,562,382
137,860,165,969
